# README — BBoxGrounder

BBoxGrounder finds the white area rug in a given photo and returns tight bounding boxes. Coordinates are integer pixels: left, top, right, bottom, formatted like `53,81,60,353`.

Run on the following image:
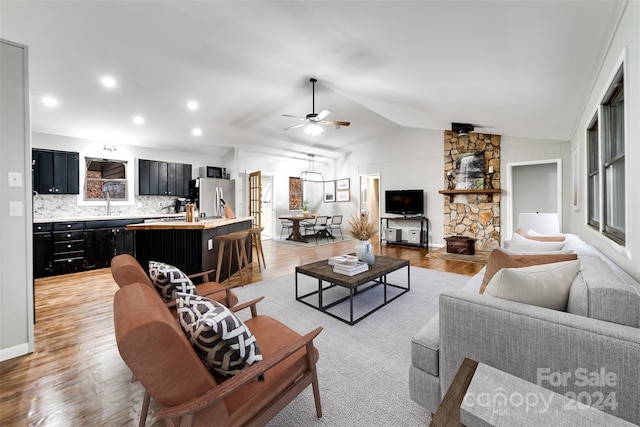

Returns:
232,266,470,427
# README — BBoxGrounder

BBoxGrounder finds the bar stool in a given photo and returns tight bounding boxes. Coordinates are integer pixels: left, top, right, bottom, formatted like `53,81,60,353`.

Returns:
248,226,266,271
215,230,250,285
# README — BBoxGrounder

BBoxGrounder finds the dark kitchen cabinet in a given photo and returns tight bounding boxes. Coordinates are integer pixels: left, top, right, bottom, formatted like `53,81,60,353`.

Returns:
33,223,53,278
52,221,85,274
138,159,191,197
84,228,113,269
84,219,137,269
32,149,79,194
181,163,192,196
138,159,150,195
114,227,135,256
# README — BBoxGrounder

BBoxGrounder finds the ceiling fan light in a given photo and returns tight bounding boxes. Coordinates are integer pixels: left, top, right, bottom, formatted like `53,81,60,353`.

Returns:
304,123,324,136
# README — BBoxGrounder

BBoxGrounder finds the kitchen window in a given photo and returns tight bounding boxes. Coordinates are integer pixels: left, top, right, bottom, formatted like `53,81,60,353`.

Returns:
85,158,128,201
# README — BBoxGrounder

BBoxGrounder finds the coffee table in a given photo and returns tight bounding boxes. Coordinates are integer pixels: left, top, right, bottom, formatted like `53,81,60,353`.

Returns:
295,255,410,325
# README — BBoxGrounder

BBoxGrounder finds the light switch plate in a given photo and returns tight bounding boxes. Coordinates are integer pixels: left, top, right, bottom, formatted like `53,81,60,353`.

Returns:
9,201,24,216
8,172,23,187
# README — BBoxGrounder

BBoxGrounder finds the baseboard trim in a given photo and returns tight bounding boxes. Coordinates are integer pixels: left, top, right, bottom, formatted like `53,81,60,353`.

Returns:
0,342,30,362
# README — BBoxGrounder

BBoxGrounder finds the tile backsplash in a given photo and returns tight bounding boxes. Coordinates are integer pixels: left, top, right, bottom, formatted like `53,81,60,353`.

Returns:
33,194,180,219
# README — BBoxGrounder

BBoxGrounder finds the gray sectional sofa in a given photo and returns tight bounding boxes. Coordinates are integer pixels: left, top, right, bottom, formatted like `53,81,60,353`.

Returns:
409,234,640,425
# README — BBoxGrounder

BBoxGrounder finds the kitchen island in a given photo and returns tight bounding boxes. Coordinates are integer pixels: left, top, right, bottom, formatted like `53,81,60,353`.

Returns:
127,217,253,280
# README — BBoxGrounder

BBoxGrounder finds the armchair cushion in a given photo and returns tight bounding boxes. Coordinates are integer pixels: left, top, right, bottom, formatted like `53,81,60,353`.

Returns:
149,261,197,302
177,293,262,376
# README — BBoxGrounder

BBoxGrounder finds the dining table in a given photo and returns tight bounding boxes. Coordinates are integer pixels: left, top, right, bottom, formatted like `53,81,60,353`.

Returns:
279,214,317,243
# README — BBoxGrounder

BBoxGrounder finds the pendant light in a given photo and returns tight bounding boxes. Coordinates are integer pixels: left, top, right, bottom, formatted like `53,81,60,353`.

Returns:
299,154,325,182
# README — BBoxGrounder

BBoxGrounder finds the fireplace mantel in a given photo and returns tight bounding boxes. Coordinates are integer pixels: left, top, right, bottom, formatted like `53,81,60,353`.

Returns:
439,189,502,203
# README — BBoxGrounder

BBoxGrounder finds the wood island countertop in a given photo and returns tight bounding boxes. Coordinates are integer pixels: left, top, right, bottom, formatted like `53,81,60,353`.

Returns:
125,216,253,230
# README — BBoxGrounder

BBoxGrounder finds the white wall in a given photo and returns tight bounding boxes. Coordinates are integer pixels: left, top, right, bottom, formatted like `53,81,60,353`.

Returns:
568,0,640,280
500,136,571,239
1,39,33,361
336,127,445,246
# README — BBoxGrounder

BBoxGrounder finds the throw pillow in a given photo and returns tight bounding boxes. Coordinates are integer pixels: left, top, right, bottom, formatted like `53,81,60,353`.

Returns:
177,293,262,376
507,231,566,253
516,228,565,242
148,261,197,302
480,248,578,294
484,260,581,311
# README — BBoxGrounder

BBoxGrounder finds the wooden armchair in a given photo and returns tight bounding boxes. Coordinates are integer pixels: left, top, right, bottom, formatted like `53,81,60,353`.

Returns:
114,282,323,426
110,254,238,309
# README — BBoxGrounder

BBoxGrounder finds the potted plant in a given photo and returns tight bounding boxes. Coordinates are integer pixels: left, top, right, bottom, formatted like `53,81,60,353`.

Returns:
301,199,310,216
348,212,378,265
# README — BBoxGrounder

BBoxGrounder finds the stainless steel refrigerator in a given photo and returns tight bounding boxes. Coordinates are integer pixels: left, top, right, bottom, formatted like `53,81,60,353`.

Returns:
189,178,235,218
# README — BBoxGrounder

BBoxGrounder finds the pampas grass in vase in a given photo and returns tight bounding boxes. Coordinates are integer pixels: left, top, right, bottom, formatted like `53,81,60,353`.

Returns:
348,212,378,241
348,213,377,265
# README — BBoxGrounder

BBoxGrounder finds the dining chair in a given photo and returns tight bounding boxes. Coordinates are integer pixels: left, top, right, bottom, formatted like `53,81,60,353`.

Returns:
304,215,330,244
327,214,344,239
280,219,293,239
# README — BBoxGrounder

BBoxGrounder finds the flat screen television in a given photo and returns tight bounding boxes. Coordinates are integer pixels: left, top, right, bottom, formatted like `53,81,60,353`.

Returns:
385,190,424,216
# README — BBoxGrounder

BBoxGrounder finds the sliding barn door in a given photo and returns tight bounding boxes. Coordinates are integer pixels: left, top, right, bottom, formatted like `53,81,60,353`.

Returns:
248,171,262,227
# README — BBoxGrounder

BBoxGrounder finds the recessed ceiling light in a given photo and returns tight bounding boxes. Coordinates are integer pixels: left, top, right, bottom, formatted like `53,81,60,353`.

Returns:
192,127,202,136
133,115,145,125
101,76,117,88
42,97,58,107
187,101,199,111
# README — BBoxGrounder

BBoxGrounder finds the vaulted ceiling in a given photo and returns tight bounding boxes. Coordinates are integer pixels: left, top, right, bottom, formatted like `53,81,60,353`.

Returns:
0,1,625,162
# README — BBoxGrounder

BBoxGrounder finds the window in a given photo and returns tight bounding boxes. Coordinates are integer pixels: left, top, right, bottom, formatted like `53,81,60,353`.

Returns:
590,66,626,244
85,158,128,201
586,114,599,228
288,177,302,210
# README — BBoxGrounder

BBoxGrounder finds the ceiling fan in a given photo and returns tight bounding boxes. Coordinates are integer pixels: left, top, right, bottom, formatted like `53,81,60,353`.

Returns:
283,78,351,135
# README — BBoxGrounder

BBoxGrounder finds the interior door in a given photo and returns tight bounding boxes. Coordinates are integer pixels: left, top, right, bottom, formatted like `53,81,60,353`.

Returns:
260,175,274,239
249,171,261,227
506,159,562,239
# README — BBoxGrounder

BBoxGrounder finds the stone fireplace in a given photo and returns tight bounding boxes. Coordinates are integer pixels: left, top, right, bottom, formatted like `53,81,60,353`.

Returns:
442,131,500,251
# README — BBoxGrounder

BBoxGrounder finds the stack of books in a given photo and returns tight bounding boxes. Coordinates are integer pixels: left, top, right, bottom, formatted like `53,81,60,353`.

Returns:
328,255,349,266
332,260,369,276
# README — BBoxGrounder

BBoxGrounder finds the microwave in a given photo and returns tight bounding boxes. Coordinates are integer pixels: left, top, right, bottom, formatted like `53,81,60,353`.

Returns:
199,166,225,179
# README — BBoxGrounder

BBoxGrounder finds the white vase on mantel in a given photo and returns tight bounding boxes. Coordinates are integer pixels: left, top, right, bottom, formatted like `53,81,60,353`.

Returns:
355,240,375,265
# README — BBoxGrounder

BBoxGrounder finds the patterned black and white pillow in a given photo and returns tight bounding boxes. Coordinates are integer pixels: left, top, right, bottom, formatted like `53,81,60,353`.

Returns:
176,293,262,377
148,261,197,302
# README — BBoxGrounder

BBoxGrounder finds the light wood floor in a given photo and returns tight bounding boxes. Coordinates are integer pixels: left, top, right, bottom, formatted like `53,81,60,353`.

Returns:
0,239,484,426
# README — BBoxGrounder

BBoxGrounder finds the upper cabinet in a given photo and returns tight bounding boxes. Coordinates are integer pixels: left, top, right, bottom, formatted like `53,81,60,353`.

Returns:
32,149,80,194
138,159,191,196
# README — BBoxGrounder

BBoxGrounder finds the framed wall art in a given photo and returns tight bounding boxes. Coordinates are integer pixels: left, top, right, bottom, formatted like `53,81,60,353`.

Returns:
323,180,335,203
336,178,350,190
336,189,350,202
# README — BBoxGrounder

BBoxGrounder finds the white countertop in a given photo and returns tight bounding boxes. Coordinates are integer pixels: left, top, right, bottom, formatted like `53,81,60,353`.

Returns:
33,213,186,223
